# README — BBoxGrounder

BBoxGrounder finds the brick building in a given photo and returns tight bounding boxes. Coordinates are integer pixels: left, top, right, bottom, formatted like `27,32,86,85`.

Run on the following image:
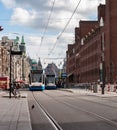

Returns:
66,0,117,86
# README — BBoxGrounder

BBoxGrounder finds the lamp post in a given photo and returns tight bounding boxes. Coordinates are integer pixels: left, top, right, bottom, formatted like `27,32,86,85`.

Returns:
9,46,12,98
100,43,105,94
99,17,105,94
0,26,3,31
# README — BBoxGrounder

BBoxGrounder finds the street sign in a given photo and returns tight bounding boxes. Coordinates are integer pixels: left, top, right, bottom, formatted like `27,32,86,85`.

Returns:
61,73,67,77
11,51,22,55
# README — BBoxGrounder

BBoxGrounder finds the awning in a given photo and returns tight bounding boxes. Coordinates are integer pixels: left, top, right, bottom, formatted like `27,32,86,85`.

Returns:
16,80,25,83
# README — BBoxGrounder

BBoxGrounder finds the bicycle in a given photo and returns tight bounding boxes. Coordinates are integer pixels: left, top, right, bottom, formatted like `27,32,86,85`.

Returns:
11,83,21,98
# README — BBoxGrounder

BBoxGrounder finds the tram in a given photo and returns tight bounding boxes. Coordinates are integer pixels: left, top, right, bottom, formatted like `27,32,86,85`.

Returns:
45,74,57,90
29,69,45,91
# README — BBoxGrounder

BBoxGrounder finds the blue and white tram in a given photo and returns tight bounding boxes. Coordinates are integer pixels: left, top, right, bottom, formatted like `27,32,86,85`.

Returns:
29,69,45,91
45,74,57,90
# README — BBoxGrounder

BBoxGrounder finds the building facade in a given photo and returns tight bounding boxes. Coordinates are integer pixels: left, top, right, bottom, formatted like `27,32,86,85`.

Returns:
66,0,117,85
0,36,30,82
0,46,8,76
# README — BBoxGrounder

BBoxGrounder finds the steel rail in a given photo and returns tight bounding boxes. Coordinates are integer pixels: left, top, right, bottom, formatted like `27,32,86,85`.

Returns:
57,90,117,109
32,92,63,130
43,90,117,128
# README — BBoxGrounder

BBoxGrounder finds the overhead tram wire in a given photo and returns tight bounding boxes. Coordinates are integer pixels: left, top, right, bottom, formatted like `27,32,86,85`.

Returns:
47,0,82,57
39,0,56,51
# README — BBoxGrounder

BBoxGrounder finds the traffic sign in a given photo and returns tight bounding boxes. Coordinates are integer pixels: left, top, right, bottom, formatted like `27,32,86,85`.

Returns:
11,51,22,55
61,73,67,77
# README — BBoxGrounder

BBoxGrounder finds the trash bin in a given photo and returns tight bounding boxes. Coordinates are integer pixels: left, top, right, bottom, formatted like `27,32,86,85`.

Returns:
93,84,97,93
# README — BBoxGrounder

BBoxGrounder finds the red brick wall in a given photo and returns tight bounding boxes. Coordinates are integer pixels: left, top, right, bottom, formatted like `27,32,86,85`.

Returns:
105,0,117,83
79,21,98,38
66,0,117,85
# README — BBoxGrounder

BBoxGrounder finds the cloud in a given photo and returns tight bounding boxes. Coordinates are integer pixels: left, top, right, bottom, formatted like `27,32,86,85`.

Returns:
1,0,105,30
0,0,105,67
0,0,16,8
9,0,105,32
11,8,37,26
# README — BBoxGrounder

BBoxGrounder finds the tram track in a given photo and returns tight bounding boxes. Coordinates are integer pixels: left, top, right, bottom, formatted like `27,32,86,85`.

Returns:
31,92,63,130
56,90,117,110
41,90,117,128
77,97,117,109
60,100,117,127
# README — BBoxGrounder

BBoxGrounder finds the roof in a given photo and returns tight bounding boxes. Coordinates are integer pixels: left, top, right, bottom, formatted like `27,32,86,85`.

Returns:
31,59,37,64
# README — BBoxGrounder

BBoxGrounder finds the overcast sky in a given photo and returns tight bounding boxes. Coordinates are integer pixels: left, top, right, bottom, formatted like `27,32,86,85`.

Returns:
0,0,105,68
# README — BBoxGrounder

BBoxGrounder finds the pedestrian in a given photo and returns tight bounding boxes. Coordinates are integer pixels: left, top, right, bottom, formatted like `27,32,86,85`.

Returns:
90,83,93,91
11,82,17,98
116,82,117,93
16,83,21,97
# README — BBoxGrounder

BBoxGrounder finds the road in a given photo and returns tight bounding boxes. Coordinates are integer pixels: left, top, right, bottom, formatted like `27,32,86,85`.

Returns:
27,89,117,130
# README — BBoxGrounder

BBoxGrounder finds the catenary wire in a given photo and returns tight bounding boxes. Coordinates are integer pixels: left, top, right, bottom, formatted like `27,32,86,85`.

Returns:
38,0,56,52
47,0,82,57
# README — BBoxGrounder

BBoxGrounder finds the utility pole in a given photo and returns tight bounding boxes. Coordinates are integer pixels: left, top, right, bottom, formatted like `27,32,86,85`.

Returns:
9,46,12,98
101,32,105,94
99,17,105,94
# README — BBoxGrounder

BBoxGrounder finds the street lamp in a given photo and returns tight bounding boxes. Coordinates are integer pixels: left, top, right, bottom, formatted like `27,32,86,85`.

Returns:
99,17,105,94
0,26,3,31
9,45,12,98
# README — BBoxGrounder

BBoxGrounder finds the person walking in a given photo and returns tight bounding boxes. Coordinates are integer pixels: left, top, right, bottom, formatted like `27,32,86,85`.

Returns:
115,82,117,93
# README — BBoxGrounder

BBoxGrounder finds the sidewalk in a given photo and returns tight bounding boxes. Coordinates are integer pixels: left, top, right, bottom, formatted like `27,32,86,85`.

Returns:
61,88,117,97
0,91,32,130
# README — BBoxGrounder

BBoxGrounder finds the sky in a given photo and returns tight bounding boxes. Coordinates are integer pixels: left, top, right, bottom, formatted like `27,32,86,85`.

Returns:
0,0,105,68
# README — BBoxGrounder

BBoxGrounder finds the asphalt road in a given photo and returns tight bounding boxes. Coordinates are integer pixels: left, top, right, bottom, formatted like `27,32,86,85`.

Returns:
27,89,117,130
